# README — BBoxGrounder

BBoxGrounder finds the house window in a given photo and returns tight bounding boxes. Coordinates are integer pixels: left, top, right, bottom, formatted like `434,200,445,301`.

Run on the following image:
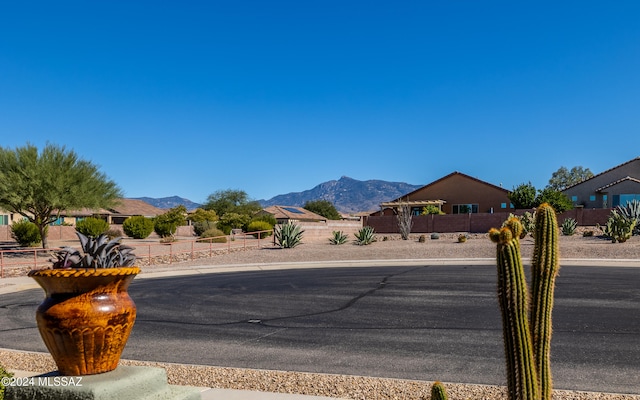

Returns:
589,195,596,201
0,215,8,225
603,195,608,208
613,194,640,207
571,196,578,202
50,217,64,226
452,204,478,214
501,203,507,209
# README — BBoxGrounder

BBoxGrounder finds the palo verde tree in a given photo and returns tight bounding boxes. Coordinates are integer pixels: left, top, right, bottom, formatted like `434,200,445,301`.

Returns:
0,143,121,248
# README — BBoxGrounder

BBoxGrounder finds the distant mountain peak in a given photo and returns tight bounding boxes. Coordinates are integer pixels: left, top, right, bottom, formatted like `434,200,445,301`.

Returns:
132,196,202,211
259,177,422,213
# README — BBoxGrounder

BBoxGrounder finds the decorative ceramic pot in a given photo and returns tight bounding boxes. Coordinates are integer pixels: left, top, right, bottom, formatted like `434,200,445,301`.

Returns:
28,267,140,375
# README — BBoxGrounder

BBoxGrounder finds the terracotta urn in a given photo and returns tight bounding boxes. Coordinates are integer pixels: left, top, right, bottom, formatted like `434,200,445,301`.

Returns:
28,267,140,375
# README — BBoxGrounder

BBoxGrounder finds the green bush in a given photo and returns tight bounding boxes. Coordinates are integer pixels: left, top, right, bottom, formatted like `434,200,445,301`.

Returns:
329,230,348,245
431,233,440,240
75,217,109,237
105,227,124,240
250,213,277,227
200,228,227,243
246,220,273,238
0,363,13,400
421,205,444,215
354,226,376,245
10,220,41,247
122,216,154,239
193,220,217,236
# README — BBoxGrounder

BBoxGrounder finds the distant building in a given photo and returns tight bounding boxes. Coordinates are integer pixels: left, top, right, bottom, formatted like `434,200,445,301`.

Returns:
562,157,640,208
375,171,512,215
257,205,327,224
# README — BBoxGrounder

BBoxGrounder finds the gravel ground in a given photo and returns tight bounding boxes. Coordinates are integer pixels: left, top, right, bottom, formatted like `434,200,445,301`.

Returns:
2,231,639,399
140,231,640,273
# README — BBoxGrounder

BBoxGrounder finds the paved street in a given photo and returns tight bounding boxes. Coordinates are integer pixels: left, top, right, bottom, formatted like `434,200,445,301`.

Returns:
0,264,638,394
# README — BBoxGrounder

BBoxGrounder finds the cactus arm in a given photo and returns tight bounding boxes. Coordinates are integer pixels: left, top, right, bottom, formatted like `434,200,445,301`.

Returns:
530,203,560,400
491,225,539,400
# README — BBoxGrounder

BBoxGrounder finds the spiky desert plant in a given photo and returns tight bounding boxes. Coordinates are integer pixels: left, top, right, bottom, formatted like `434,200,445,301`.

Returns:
599,209,636,243
560,217,577,236
354,226,376,245
616,199,640,236
52,232,136,269
274,222,304,248
530,204,560,400
489,203,560,400
489,218,539,400
430,381,448,400
329,230,348,245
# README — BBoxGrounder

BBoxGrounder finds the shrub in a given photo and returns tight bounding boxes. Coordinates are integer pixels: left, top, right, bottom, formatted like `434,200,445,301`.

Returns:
123,216,155,239
75,217,109,237
200,228,227,243
193,220,217,236
11,220,41,247
274,222,304,248
421,205,444,215
105,227,124,240
561,218,577,236
0,363,14,400
329,230,348,245
354,226,376,245
431,233,440,240
582,230,594,237
418,234,426,243
250,213,277,227
247,220,273,238
153,206,187,239
458,234,467,243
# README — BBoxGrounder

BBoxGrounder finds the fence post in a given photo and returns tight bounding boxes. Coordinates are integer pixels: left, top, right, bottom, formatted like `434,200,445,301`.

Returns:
1,252,3,279
191,240,194,260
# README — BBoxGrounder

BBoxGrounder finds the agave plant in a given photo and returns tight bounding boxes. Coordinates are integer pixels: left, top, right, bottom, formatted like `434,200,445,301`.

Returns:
274,222,304,248
354,226,376,245
52,232,137,269
561,217,577,236
329,230,348,245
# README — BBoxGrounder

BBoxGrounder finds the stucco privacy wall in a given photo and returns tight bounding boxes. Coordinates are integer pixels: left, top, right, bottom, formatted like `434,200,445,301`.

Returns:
295,220,363,242
365,208,613,234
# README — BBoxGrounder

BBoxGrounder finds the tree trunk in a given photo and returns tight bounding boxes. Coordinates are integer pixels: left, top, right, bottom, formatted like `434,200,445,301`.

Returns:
38,224,49,249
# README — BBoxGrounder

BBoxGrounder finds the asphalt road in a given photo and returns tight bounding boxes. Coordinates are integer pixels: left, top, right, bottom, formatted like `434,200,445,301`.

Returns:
0,264,638,394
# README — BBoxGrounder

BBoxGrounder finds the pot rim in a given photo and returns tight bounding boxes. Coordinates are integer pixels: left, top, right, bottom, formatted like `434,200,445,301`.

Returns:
28,267,141,278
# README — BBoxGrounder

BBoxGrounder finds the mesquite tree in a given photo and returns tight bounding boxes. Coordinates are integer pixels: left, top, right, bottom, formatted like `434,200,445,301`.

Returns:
0,143,121,248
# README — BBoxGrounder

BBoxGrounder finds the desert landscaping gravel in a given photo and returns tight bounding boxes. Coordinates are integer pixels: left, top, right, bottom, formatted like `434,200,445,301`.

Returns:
2,231,639,399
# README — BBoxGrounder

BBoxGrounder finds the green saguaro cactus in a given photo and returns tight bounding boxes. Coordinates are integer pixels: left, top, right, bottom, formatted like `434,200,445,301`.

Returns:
530,203,560,400
489,203,560,400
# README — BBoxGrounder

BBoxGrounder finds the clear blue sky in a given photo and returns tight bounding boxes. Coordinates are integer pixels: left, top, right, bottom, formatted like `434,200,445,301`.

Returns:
1,1,639,204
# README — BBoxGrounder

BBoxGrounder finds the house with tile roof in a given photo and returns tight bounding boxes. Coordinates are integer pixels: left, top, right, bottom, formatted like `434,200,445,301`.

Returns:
562,157,640,208
376,171,512,215
52,198,167,225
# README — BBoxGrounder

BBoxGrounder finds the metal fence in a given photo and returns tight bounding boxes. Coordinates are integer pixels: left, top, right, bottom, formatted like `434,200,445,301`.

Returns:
0,231,272,279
